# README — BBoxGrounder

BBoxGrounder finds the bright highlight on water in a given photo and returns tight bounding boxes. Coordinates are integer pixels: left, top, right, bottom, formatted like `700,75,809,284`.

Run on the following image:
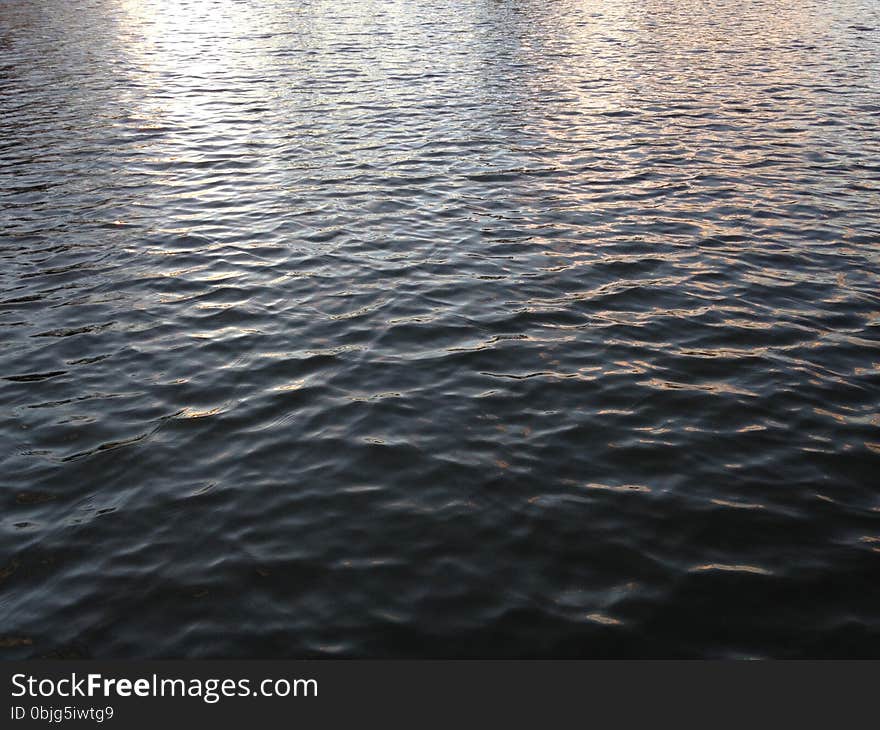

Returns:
1,0,879,658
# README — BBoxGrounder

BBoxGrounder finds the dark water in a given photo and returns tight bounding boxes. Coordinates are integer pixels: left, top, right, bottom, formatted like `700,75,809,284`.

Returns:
2,0,880,659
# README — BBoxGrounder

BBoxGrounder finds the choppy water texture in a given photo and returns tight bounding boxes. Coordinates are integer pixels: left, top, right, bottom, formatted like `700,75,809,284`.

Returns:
2,0,880,658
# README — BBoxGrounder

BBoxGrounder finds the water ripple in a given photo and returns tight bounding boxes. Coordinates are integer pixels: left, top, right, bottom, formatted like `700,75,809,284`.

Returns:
1,0,879,658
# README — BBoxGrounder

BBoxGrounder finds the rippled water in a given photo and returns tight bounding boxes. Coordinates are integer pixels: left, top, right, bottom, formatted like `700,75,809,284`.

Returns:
2,0,879,658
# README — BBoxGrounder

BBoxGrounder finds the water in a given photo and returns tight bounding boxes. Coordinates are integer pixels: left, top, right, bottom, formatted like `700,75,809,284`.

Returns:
1,0,879,659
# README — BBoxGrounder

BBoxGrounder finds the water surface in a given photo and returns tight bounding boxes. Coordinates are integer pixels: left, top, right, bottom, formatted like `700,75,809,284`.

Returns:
1,0,880,657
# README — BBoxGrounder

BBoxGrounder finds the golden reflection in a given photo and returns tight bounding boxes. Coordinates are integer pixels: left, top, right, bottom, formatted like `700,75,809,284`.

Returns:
585,482,651,493
690,564,772,576
639,378,758,397
710,499,765,510
273,378,308,393
585,612,623,626
175,406,228,419
736,424,766,433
